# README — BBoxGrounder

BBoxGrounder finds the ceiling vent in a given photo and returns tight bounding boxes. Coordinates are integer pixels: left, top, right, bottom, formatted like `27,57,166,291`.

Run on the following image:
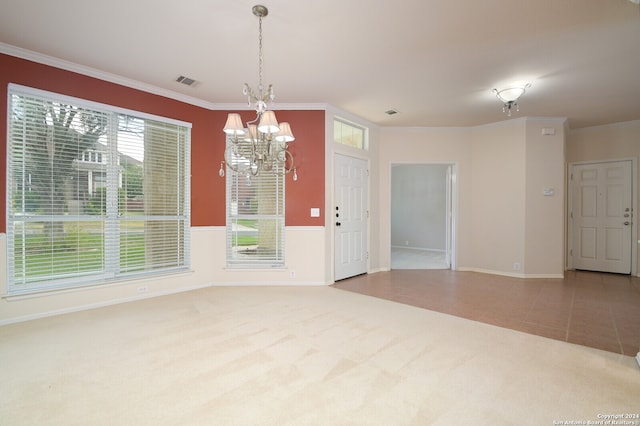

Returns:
176,75,198,86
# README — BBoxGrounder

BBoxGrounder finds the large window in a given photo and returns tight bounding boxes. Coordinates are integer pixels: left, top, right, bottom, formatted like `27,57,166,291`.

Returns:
6,85,191,294
225,137,285,267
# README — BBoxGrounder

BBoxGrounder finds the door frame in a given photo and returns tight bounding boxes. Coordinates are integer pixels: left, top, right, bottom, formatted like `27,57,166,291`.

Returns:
388,161,458,271
567,157,638,275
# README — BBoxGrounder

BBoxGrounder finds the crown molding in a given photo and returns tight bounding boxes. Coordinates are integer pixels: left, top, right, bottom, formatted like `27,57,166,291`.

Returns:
210,102,329,111
0,42,329,113
0,42,222,110
568,119,640,135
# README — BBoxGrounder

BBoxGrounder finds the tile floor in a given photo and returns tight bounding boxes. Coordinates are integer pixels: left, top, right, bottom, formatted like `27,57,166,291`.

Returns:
333,269,640,356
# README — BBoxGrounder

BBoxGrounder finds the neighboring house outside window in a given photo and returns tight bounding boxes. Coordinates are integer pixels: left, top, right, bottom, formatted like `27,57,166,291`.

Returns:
68,143,142,214
6,85,191,295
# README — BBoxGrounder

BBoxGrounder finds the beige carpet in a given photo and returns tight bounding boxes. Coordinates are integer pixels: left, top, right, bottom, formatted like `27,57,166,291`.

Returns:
1,286,638,425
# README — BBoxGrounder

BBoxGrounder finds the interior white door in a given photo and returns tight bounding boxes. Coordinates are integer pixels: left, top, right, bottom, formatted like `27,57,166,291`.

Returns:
571,160,633,274
334,154,368,281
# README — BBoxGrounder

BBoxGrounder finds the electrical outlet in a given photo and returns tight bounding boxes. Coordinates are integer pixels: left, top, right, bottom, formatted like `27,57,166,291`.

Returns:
137,285,148,293
513,263,521,271
289,270,296,278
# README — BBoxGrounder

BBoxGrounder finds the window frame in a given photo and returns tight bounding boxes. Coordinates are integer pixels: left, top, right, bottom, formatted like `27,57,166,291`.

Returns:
6,84,192,295
333,117,368,150
224,135,286,269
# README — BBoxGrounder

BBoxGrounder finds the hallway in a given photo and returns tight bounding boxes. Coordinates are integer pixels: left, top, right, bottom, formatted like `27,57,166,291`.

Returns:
391,247,448,269
334,269,640,356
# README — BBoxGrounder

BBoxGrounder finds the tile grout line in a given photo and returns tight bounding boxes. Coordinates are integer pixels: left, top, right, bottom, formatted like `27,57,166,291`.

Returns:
609,304,624,355
596,272,623,355
521,281,542,331
600,273,624,355
565,282,576,342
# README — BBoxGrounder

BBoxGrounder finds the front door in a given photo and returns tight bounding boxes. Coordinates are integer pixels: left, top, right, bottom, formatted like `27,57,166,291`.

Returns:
334,154,368,281
571,160,633,274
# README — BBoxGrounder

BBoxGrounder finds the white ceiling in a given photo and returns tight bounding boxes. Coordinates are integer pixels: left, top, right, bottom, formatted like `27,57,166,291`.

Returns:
1,0,639,129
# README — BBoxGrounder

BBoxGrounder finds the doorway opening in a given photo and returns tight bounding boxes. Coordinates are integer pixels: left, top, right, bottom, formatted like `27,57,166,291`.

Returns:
390,163,455,269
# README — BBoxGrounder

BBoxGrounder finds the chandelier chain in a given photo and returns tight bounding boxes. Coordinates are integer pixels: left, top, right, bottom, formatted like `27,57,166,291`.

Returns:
257,15,264,95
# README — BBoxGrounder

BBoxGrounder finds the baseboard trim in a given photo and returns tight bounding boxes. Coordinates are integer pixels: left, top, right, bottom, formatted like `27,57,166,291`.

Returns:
457,267,563,279
210,281,327,287
0,282,214,326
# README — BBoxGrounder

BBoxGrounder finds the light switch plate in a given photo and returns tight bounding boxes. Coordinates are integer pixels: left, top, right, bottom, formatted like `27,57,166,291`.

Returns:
310,208,320,217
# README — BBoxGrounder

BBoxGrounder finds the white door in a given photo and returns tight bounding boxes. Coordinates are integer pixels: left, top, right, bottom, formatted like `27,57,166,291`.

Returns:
334,154,368,281
571,160,633,274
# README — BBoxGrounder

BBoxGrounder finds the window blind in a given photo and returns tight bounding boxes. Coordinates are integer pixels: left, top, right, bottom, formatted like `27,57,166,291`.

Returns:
225,137,285,267
6,86,190,294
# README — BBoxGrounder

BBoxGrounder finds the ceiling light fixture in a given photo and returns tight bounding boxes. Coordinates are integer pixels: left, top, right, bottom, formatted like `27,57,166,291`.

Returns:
492,84,531,116
220,5,297,181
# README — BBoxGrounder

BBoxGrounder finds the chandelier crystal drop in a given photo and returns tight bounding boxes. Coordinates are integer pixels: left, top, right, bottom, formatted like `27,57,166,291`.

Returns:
220,5,297,181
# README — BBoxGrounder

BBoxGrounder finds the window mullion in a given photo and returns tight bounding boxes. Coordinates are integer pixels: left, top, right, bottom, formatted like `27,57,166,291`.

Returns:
104,113,120,277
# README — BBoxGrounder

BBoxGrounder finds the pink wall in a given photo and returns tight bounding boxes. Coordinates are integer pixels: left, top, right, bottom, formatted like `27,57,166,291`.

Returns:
0,53,325,231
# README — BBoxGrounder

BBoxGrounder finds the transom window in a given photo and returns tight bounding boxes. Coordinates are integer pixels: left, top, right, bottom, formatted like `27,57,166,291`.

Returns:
6,85,191,295
334,118,367,150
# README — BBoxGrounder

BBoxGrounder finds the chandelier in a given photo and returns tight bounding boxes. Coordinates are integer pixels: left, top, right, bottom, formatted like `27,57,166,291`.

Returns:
492,84,531,116
219,5,297,181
